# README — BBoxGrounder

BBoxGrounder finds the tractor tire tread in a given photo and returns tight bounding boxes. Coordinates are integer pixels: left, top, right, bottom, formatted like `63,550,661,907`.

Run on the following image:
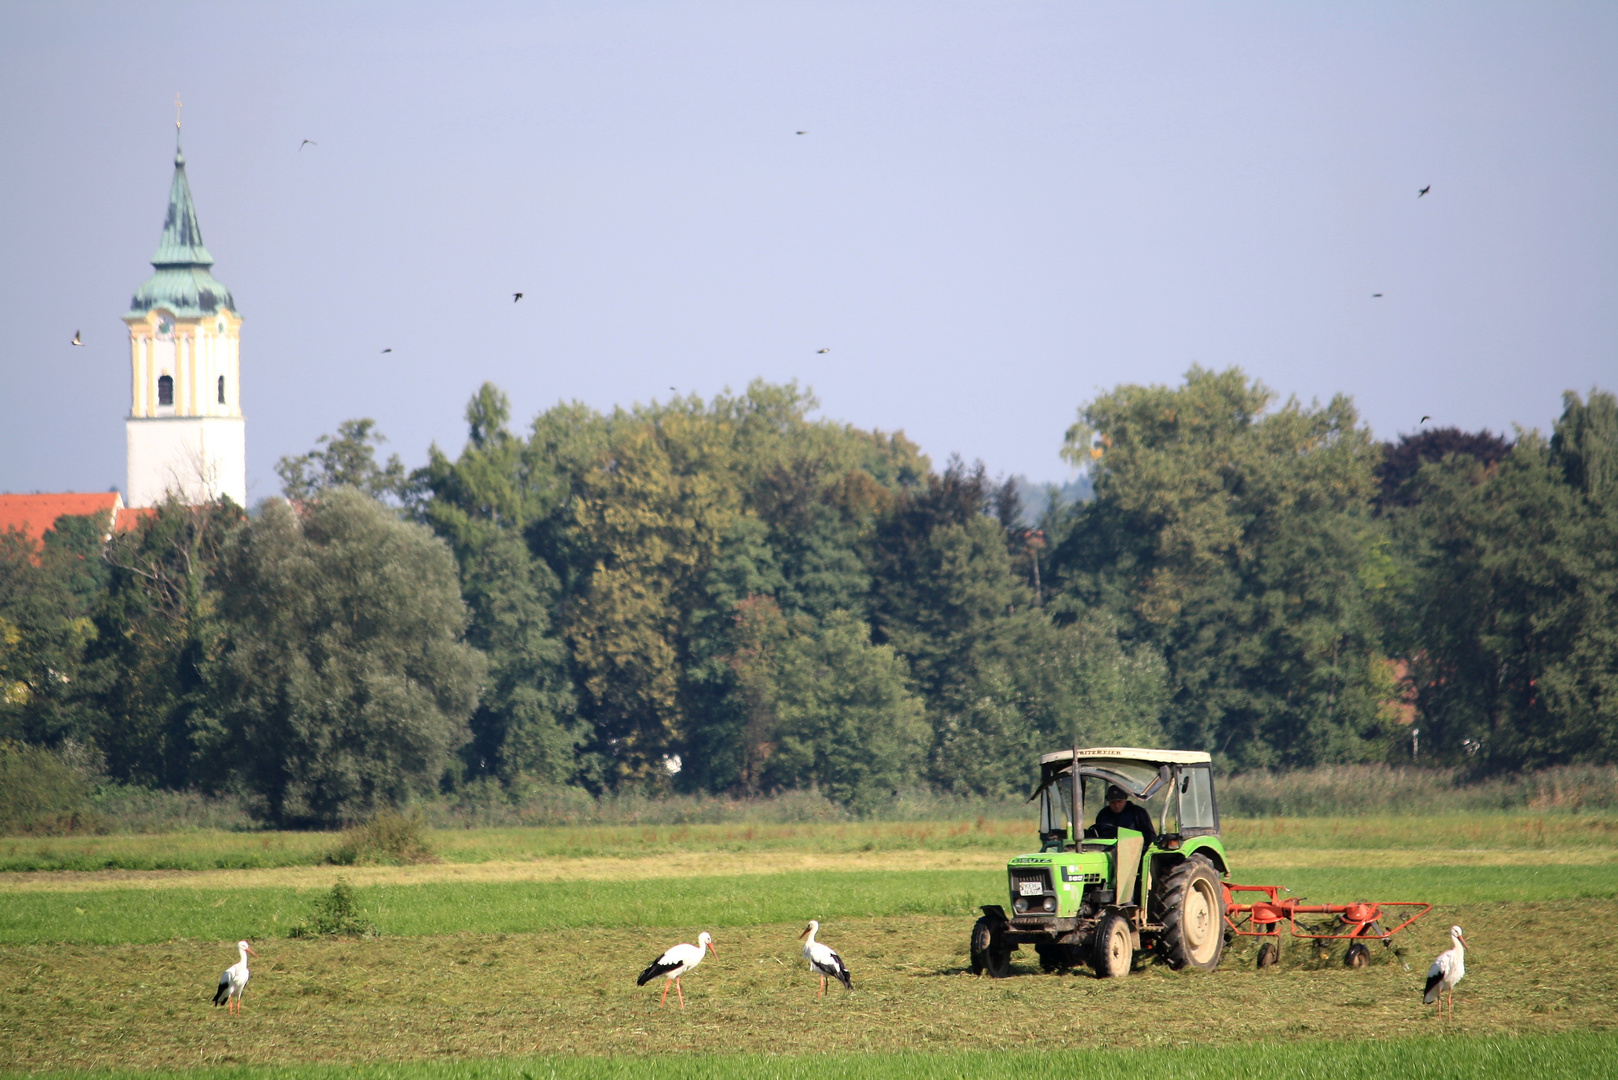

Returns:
1154,854,1224,972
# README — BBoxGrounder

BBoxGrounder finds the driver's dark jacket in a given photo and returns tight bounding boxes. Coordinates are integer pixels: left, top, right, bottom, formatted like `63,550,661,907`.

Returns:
1094,801,1156,845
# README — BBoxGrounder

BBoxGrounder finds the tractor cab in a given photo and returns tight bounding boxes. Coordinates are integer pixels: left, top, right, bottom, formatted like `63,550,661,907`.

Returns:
971,747,1230,979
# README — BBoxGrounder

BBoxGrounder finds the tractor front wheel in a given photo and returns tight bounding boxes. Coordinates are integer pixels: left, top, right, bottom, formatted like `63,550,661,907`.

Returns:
1153,855,1225,971
1092,913,1133,978
970,916,1012,978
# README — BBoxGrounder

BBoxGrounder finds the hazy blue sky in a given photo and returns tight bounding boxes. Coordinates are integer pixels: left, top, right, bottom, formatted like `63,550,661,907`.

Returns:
2,2,1614,502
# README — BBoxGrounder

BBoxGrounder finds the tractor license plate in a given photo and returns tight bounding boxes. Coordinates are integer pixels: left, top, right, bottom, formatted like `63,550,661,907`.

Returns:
1018,881,1044,896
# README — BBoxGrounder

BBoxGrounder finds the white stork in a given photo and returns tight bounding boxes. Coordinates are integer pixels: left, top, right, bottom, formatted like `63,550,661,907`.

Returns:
636,931,716,1008
212,940,257,1015
1423,924,1467,1020
798,920,852,997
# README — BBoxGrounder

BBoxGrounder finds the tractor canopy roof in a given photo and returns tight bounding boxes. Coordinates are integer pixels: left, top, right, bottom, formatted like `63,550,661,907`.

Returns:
1034,747,1213,800
1039,747,1212,767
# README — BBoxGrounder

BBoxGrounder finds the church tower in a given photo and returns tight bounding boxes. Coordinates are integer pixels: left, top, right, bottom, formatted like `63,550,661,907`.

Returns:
124,121,246,508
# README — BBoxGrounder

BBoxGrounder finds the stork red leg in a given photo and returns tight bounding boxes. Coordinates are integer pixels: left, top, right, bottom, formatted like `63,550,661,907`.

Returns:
675,976,685,1008
659,980,671,1007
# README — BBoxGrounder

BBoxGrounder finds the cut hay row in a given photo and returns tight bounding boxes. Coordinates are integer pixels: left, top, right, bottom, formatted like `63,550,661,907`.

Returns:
7,843,1616,896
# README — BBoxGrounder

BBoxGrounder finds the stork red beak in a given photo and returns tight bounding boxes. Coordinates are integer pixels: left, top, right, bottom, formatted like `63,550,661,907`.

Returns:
246,946,258,957
1456,934,1465,950
799,926,810,939
706,941,718,955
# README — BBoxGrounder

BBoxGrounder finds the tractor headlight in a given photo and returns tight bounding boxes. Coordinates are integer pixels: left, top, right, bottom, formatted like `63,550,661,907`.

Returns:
1042,896,1056,913
1013,897,1029,913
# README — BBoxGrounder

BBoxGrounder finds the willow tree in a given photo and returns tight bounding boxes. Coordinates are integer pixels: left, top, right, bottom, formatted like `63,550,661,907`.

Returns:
211,489,483,826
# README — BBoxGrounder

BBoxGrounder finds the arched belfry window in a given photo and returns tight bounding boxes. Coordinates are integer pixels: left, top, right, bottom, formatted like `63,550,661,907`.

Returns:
218,375,226,404
157,375,174,406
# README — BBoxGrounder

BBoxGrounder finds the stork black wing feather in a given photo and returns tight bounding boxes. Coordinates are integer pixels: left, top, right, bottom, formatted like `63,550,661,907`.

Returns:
1423,968,1444,1003
213,973,231,1006
815,950,852,989
637,959,680,986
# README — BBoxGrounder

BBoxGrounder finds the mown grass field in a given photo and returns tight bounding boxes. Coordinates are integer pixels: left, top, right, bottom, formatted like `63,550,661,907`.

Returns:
2,900,1615,1071
3,862,1617,945
3,812,1616,1077
5,811,1616,873
9,1035,1618,1080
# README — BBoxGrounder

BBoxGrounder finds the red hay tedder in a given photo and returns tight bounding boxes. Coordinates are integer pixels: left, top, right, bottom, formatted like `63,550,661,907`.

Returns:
1223,882,1431,968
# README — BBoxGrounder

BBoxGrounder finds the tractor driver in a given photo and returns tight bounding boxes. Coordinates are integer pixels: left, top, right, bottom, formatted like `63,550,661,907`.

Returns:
1092,784,1156,844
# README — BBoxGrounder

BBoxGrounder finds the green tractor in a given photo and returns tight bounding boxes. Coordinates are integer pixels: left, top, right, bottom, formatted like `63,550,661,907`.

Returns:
970,747,1229,978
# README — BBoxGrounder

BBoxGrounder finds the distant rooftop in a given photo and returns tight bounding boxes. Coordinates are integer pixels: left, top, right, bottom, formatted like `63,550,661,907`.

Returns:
0,492,125,549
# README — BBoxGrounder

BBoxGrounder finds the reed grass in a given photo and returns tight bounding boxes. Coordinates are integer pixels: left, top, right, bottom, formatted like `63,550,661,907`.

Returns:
9,763,1614,840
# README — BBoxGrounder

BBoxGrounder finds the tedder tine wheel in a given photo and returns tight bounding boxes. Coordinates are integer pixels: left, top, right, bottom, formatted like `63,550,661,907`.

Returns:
1092,913,1133,979
1257,942,1280,969
1346,943,1371,968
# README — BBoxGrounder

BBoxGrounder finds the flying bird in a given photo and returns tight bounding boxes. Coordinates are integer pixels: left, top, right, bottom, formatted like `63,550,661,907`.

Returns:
212,940,257,1015
1418,185,1431,197
381,348,392,354
299,140,317,151
816,348,830,354
512,293,523,303
71,330,83,346
1372,293,1383,298
1423,925,1466,1020
1420,415,1431,424
636,932,716,1008
799,920,852,997
796,130,807,135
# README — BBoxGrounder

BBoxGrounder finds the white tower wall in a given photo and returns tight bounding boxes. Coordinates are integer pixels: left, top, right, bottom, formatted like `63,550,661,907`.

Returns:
126,415,246,508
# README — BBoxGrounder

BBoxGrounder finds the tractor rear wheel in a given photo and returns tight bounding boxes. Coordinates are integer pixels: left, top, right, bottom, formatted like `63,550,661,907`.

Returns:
970,916,1012,978
1153,855,1224,971
1092,913,1133,978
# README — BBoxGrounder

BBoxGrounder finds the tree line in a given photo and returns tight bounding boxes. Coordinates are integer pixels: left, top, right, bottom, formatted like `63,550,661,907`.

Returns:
2,370,1613,825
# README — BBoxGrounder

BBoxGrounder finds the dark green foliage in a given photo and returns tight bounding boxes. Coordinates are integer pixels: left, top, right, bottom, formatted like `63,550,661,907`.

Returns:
0,516,109,749
212,490,484,827
275,418,407,504
408,386,583,785
1053,367,1392,771
459,533,579,783
288,877,376,937
4,374,1613,821
88,498,242,789
1375,426,1512,510
1389,389,1618,771
756,610,929,811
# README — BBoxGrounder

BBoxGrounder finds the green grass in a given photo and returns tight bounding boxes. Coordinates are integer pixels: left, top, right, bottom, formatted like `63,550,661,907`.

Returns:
6,1033,1617,1080
4,862,1617,946
6,812,1617,873
0,821,1029,873
0,870,986,944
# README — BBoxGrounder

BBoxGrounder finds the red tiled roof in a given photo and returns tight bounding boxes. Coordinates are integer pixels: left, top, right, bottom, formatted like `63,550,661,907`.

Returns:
0,492,124,550
113,506,157,532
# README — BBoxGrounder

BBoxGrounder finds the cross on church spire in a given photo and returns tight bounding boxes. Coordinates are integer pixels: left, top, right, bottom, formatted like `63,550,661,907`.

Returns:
175,93,182,130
